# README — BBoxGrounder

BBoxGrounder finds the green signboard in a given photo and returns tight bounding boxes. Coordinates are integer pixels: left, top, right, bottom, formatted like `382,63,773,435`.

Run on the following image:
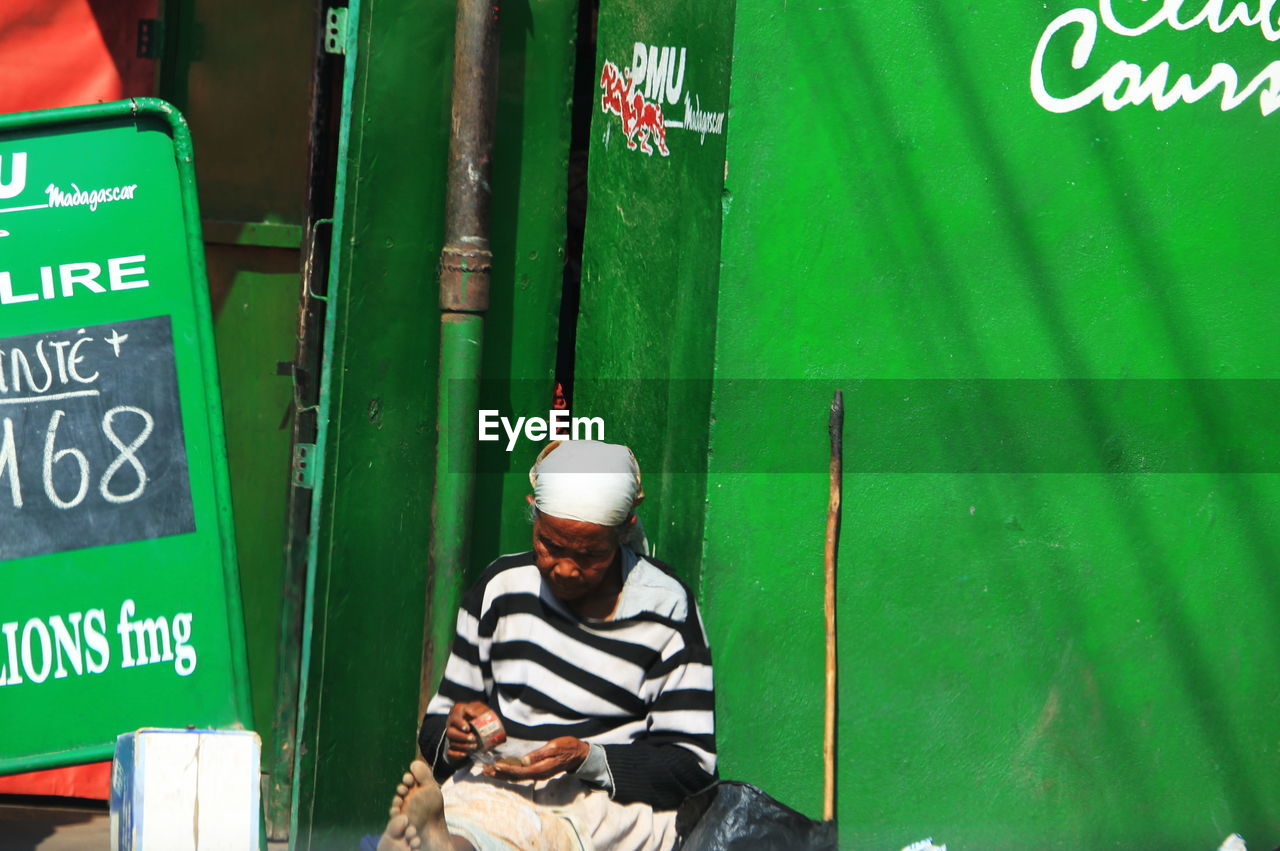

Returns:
0,99,250,773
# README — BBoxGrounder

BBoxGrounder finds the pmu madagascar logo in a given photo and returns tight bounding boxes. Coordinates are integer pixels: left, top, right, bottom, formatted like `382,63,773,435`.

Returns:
0,152,139,239
599,42,726,156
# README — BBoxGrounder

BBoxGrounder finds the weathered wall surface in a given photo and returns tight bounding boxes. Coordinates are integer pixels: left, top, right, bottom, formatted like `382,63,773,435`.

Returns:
574,0,735,581
704,1,1280,846
297,0,1280,844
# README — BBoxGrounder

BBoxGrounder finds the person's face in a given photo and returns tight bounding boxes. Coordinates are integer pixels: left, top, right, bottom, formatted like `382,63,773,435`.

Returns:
531,508,620,601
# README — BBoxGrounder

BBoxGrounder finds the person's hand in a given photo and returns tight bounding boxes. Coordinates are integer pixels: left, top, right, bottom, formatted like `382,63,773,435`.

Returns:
483,737,590,781
445,701,492,761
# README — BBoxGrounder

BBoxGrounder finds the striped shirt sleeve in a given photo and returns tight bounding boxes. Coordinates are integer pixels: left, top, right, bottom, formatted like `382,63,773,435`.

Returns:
418,580,491,782
602,604,718,808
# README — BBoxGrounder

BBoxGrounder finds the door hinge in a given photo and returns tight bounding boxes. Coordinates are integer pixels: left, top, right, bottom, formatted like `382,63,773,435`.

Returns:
292,443,317,488
324,7,349,55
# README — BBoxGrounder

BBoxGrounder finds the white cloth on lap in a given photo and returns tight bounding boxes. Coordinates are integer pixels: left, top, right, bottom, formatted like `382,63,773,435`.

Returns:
442,763,678,851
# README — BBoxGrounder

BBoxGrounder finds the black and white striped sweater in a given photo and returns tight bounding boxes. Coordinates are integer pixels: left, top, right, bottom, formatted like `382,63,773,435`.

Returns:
418,549,717,810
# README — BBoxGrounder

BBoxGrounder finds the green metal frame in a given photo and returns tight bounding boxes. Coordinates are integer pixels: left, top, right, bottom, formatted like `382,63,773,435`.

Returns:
290,0,360,836
0,97,252,771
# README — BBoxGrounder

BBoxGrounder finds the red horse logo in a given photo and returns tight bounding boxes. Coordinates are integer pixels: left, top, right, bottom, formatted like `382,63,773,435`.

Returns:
599,61,670,157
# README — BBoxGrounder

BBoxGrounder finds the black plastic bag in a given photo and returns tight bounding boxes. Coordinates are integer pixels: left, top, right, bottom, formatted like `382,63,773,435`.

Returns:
677,781,838,850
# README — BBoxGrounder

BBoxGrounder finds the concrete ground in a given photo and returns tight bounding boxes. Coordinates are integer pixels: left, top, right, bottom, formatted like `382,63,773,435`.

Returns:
0,799,290,850
0,799,108,851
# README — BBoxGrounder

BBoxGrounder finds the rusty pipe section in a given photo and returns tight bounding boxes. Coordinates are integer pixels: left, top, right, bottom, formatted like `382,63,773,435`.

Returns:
421,0,502,726
439,0,502,313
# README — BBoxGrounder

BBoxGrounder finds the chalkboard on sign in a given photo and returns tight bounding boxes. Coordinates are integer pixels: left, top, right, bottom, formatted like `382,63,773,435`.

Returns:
0,315,194,560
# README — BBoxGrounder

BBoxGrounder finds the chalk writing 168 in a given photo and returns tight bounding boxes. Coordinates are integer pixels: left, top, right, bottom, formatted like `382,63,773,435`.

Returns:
1,406,154,509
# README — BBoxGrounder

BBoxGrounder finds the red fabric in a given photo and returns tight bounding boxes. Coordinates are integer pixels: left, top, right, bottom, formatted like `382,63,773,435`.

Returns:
0,0,158,115
0,761,111,800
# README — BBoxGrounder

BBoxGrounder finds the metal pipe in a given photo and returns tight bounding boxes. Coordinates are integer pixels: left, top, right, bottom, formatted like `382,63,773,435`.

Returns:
439,0,501,314
419,0,502,724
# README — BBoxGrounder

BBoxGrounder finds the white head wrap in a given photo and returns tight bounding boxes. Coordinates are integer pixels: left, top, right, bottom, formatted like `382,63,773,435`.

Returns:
529,440,649,553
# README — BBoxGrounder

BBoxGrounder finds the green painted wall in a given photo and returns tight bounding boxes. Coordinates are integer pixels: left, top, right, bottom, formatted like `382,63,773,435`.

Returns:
207,245,301,759
295,0,575,844
284,0,1280,845
176,0,314,760
574,0,735,580
701,1,1280,847
185,0,312,225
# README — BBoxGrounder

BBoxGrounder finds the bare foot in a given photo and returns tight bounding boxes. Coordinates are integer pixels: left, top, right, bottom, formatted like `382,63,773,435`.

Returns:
378,760,452,851
377,814,421,851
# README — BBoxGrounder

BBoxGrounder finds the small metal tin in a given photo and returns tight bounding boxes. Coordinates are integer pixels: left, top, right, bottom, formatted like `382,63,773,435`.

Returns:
471,710,507,751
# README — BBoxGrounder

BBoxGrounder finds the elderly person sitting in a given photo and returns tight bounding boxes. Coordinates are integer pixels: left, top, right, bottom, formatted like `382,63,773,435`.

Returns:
378,440,717,851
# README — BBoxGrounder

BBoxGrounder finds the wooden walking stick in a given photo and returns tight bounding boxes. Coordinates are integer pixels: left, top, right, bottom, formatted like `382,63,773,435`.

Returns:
824,390,844,821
